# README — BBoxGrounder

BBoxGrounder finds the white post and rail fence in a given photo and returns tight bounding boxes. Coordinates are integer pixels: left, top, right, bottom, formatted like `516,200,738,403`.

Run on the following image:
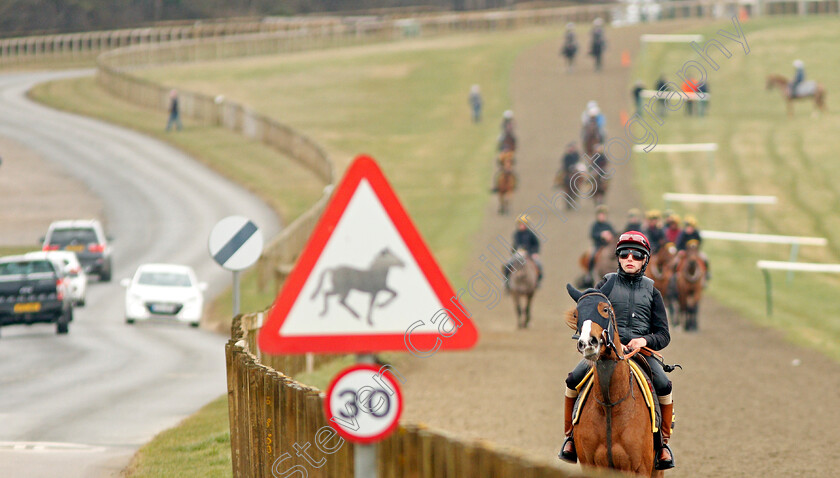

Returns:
757,261,840,316
662,193,777,232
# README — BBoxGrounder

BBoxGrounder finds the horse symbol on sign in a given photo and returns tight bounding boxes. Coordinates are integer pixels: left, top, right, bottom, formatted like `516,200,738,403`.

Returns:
310,248,404,326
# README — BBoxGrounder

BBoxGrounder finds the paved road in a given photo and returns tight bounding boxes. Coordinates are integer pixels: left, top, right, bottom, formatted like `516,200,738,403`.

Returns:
0,70,280,477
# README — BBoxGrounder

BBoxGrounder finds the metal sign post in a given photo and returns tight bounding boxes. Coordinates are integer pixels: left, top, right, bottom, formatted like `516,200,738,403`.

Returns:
324,359,403,478
355,354,378,478
208,216,263,318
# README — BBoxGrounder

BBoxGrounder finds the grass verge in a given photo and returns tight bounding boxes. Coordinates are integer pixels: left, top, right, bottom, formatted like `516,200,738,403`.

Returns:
122,395,232,478
630,15,840,360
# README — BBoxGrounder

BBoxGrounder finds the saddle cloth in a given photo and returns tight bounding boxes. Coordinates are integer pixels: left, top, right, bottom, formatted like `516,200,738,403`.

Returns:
572,358,659,434
793,81,817,97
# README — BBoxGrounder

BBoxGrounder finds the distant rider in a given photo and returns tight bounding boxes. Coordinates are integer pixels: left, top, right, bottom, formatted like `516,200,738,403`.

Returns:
503,214,543,289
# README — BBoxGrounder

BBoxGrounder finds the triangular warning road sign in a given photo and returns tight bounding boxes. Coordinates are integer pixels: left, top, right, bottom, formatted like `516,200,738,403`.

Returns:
258,155,478,355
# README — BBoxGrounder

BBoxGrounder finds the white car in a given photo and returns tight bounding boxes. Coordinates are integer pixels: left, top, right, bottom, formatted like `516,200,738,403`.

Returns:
121,264,207,327
25,250,88,307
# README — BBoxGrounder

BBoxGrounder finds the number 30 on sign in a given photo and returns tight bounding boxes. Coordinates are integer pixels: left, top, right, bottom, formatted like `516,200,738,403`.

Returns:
324,364,403,444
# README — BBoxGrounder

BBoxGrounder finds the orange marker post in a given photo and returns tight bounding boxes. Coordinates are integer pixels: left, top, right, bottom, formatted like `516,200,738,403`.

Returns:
621,50,631,68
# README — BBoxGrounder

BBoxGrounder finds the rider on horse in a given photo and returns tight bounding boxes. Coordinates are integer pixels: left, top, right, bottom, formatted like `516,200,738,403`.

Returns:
589,17,606,71
675,216,710,282
644,209,666,254
504,214,543,290
587,205,615,282
663,213,681,244
790,59,805,98
561,231,676,470
562,142,580,172
624,208,643,233
561,22,578,72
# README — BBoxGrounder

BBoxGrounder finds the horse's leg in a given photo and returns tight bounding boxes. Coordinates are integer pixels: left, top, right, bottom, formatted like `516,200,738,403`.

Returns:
524,293,533,328
514,295,522,328
378,287,398,307
366,292,378,326
338,292,361,319
320,289,336,316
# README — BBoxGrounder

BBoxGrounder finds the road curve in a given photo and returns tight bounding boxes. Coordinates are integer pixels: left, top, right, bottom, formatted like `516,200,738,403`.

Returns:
0,70,280,477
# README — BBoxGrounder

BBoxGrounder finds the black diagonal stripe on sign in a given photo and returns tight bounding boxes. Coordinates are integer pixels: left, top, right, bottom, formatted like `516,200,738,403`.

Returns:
214,221,258,266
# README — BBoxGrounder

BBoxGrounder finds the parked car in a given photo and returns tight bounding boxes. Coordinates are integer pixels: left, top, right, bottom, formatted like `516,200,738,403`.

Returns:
0,255,73,336
121,264,207,328
42,219,113,282
25,251,88,307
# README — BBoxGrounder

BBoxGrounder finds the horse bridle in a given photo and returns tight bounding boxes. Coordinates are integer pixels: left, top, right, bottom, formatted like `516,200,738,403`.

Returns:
577,291,631,361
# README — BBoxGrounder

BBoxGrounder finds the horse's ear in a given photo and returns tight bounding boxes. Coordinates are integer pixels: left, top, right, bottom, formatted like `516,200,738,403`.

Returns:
566,283,583,302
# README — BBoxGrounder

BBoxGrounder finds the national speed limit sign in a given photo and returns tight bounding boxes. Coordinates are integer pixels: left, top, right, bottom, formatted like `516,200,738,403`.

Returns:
324,364,403,444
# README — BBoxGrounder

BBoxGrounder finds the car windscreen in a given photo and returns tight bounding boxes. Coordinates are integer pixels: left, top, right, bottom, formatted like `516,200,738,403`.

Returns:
48,228,98,245
0,260,57,276
137,271,192,287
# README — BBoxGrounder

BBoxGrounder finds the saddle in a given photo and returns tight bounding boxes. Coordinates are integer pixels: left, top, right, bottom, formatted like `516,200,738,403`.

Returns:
571,352,664,451
792,80,817,98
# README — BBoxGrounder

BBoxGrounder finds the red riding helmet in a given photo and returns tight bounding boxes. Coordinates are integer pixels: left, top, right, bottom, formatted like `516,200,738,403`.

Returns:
616,231,651,256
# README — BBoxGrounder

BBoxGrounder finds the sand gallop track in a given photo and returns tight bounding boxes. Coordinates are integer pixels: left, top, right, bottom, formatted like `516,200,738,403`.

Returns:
396,21,840,477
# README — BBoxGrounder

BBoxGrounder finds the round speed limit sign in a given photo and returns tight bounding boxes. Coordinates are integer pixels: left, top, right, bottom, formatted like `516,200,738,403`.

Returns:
324,364,403,444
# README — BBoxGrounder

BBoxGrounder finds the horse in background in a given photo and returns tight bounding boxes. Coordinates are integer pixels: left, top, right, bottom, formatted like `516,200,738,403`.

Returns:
555,162,585,209
510,248,538,329
496,150,517,214
581,121,608,205
577,235,618,289
766,74,827,117
646,243,677,322
565,284,663,477
675,242,705,331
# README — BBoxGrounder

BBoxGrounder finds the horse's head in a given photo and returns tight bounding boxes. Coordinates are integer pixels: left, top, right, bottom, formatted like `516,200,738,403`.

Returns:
566,283,620,361
766,74,787,90
374,248,405,269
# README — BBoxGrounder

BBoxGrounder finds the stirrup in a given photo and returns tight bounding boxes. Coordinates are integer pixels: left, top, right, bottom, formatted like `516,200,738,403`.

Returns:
558,437,577,463
655,443,675,470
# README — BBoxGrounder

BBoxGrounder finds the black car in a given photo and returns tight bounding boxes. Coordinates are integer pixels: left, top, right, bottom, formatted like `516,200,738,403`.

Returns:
0,255,74,336
42,219,113,282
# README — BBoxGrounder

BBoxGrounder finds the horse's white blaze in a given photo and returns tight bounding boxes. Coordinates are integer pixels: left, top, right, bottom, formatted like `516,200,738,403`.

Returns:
579,320,593,345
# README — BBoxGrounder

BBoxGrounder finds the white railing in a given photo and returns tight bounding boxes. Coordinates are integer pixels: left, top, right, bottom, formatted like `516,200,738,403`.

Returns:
757,260,840,315
662,193,777,232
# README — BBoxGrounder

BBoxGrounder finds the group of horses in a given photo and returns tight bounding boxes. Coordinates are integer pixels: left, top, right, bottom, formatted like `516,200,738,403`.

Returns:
579,237,706,331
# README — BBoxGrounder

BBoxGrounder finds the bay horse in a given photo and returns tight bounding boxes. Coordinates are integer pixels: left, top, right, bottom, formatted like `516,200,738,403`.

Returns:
497,151,516,215
555,162,585,209
645,243,677,323
577,235,618,289
510,248,538,329
675,243,705,331
766,74,827,117
565,283,662,477
582,120,608,205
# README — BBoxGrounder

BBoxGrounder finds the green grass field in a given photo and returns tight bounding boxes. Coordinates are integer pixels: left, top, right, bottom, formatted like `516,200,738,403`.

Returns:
132,31,557,282
630,16,840,358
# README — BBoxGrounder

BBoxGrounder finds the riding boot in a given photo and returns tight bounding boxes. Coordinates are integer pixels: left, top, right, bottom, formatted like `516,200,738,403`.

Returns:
559,395,578,463
656,402,675,470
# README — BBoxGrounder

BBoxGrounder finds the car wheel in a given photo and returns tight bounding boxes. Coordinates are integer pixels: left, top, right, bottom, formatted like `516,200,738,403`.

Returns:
57,311,70,335
190,321,200,328
77,300,86,308
100,266,112,283
126,318,135,325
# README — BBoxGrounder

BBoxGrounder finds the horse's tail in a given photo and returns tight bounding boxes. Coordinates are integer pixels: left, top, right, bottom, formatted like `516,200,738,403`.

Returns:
310,269,331,300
